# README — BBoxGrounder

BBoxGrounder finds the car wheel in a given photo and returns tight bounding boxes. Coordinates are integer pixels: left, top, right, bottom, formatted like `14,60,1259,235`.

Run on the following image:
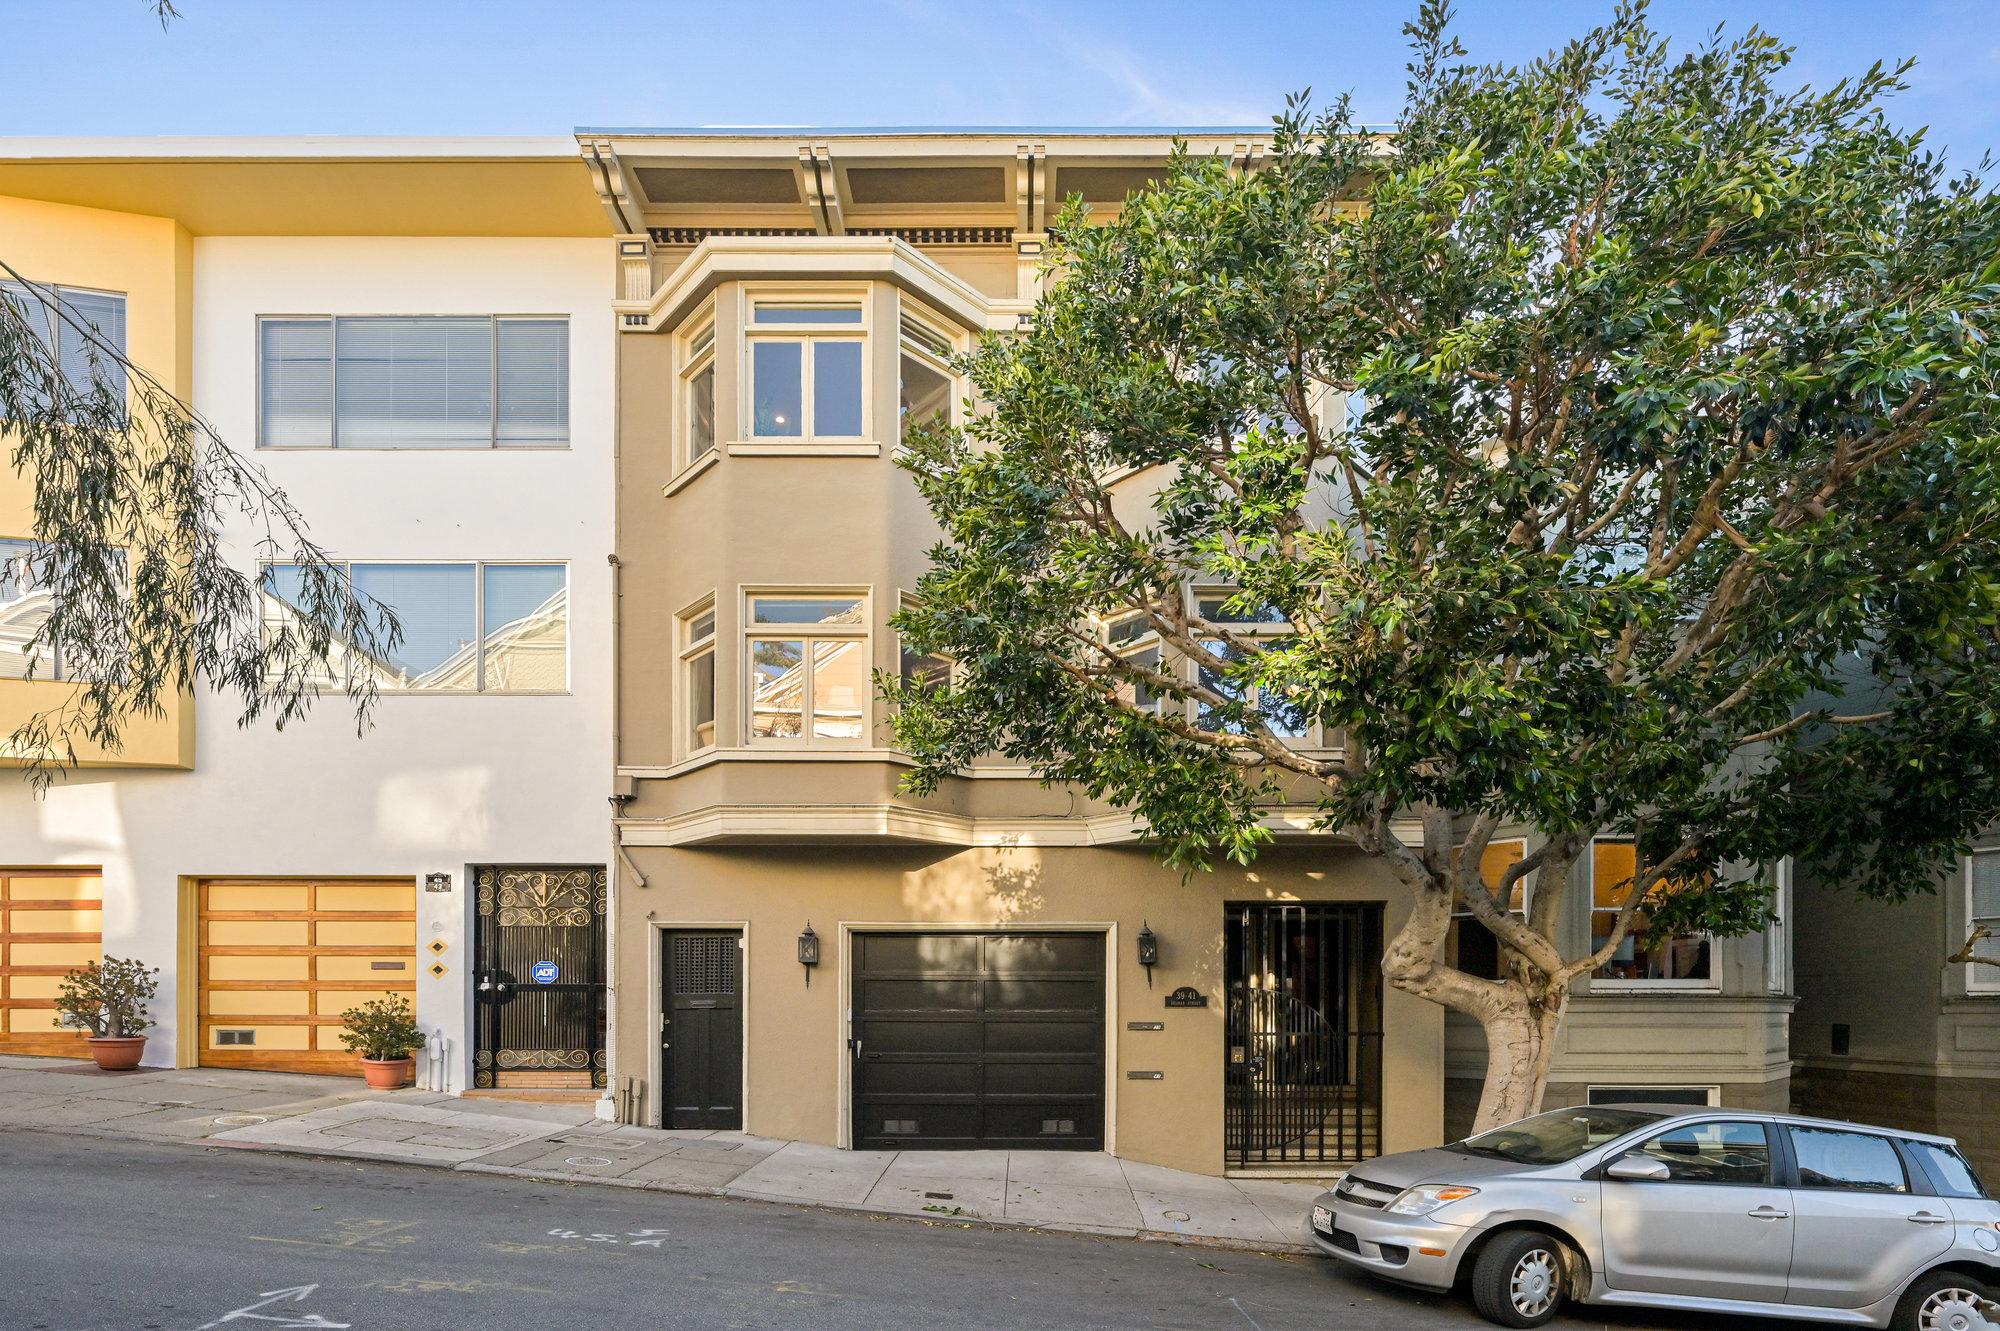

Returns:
1894,1270,1995,1331
1471,1229,1567,1328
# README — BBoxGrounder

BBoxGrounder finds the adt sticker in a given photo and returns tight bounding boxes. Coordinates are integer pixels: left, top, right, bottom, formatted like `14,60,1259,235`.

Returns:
530,961,559,984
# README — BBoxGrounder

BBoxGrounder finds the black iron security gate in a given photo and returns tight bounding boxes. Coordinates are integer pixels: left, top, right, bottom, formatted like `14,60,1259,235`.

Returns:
473,866,607,1089
1225,902,1383,1169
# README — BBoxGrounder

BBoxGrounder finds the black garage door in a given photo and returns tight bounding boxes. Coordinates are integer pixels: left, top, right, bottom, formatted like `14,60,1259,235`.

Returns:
852,931,1104,1151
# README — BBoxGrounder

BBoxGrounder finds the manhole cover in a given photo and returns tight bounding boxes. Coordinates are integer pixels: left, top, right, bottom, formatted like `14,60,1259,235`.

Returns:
1163,1210,1192,1222
212,1114,268,1126
563,1156,616,1168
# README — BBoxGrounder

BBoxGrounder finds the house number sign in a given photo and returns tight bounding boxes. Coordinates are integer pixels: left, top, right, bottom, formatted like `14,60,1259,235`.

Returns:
1164,986,1208,1008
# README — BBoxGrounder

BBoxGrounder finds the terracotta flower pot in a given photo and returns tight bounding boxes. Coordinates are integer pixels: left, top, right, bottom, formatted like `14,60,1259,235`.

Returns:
85,1036,147,1071
360,1056,414,1089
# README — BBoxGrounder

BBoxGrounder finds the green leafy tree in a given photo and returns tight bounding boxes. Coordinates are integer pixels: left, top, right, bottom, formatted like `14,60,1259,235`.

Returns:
889,3,2000,1131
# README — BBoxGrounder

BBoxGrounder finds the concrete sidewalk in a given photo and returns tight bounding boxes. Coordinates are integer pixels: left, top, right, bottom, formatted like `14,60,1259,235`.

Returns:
0,1054,1328,1251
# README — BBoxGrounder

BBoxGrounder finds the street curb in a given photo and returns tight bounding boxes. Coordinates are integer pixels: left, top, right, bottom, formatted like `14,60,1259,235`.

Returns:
454,1159,1314,1255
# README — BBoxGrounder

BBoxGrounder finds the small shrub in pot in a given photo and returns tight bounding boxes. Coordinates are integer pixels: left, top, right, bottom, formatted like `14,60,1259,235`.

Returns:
57,957,160,1069
337,996,421,1087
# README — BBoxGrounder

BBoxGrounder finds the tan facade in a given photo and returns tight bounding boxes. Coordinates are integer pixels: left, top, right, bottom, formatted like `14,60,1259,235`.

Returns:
597,129,1794,1176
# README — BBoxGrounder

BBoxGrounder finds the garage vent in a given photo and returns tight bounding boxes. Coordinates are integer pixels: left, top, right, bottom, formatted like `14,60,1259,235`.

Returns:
673,935,738,994
215,1029,256,1046
883,1118,918,1135
1040,1119,1076,1135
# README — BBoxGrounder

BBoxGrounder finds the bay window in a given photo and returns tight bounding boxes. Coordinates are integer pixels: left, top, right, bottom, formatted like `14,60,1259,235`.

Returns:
682,602,717,752
685,317,716,463
748,300,865,441
1968,849,2000,994
899,314,954,444
1591,839,1712,985
746,593,868,742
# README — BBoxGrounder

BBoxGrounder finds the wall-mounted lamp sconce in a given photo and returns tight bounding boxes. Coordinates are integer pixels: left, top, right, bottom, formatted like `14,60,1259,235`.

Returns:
798,922,821,985
1137,922,1158,986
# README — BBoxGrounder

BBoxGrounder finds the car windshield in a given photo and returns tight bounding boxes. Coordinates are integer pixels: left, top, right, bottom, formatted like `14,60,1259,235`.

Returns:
1450,1107,1668,1165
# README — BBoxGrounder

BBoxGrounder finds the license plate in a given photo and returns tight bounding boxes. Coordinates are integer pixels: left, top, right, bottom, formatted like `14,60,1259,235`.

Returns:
1312,1205,1334,1233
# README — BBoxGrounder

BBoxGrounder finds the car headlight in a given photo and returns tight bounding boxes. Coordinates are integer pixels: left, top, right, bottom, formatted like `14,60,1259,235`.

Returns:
1385,1185,1480,1216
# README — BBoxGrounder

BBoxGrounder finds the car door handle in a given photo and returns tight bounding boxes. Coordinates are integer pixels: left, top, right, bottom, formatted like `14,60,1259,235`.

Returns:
1907,1212,1950,1224
1747,1207,1791,1220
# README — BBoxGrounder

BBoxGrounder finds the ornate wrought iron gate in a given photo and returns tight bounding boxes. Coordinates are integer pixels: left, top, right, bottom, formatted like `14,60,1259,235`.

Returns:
1225,902,1383,1169
473,866,607,1089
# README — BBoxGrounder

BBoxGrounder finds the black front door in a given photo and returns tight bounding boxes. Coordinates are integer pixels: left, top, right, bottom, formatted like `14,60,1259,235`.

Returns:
661,930,742,1129
472,866,607,1089
851,930,1104,1151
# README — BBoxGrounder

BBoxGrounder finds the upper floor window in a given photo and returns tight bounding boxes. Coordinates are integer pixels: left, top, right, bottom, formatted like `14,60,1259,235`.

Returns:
1968,849,2000,994
746,592,867,743
1,281,127,401
259,316,569,449
681,601,717,753
1591,839,1712,986
0,538,124,681
684,315,716,464
261,560,567,692
899,313,954,444
1447,839,1527,980
747,299,865,441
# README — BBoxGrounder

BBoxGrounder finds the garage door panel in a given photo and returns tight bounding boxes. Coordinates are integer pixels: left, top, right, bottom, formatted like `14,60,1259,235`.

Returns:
11,941,99,966
987,933,1099,973
986,979,1101,1012
199,878,415,1076
208,883,307,911
861,978,980,1011
315,920,414,947
208,990,309,1016
8,1007,66,1033
985,1062,1101,1096
854,931,1104,1151
8,975,61,1000
985,1020,1099,1054
860,933,982,971
11,909,102,934
209,920,308,947
208,955,308,982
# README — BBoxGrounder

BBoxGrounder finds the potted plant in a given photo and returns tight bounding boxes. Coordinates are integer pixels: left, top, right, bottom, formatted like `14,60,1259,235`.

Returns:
337,995,421,1089
56,957,160,1070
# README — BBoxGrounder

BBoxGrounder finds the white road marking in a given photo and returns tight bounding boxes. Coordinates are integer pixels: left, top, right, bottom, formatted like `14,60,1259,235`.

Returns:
194,1283,352,1329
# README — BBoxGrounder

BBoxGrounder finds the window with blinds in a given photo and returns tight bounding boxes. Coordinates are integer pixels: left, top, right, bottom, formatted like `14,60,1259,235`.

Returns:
1970,851,2000,992
0,281,127,402
258,316,569,449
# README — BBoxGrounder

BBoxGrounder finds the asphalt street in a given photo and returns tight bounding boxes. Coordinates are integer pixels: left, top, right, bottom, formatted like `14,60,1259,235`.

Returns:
0,1130,1820,1331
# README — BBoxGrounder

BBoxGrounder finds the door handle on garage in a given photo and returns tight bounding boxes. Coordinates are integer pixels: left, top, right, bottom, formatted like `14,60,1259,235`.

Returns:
1748,1207,1790,1220
1907,1212,1950,1224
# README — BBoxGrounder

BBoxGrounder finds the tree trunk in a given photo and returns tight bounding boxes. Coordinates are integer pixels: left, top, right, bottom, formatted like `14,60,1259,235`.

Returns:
1464,983,1569,1135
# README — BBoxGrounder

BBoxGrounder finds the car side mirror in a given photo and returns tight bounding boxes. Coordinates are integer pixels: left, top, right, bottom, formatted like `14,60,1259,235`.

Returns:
1606,1155,1672,1182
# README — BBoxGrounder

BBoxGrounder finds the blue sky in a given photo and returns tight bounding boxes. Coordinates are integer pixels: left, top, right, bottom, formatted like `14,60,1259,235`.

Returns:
1,1,1996,168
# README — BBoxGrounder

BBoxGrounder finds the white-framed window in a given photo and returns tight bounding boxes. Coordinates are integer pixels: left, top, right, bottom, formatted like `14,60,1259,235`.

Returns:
0,280,127,400
1967,849,2000,994
0,537,126,681
683,310,716,464
261,560,568,692
258,315,569,449
744,294,867,441
896,594,953,700
1766,858,1792,995
681,598,717,753
898,307,955,446
744,591,869,743
1100,609,1165,715
1447,839,1527,980
1591,839,1714,987
1192,590,1313,741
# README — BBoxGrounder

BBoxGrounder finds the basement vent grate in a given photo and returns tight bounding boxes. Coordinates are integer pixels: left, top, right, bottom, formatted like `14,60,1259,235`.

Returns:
1039,1119,1077,1135
882,1118,918,1135
215,1029,256,1046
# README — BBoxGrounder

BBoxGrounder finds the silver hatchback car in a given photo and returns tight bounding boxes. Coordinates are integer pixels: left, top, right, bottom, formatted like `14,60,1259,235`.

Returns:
1308,1104,2000,1330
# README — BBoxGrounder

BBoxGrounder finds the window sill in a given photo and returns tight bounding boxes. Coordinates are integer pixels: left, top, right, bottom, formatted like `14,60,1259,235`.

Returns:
726,442,881,458
255,444,573,452
1588,981,1722,993
664,450,720,496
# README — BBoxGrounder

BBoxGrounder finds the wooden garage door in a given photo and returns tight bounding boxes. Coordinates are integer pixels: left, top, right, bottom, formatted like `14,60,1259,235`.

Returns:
0,870,103,1055
199,878,416,1075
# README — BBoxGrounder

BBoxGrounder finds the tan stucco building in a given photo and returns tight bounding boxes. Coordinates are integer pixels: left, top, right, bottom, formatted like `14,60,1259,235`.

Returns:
591,128,1798,1178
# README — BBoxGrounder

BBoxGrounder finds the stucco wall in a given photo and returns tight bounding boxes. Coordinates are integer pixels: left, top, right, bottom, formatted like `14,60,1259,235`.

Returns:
0,235,616,1081
614,842,1441,1177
